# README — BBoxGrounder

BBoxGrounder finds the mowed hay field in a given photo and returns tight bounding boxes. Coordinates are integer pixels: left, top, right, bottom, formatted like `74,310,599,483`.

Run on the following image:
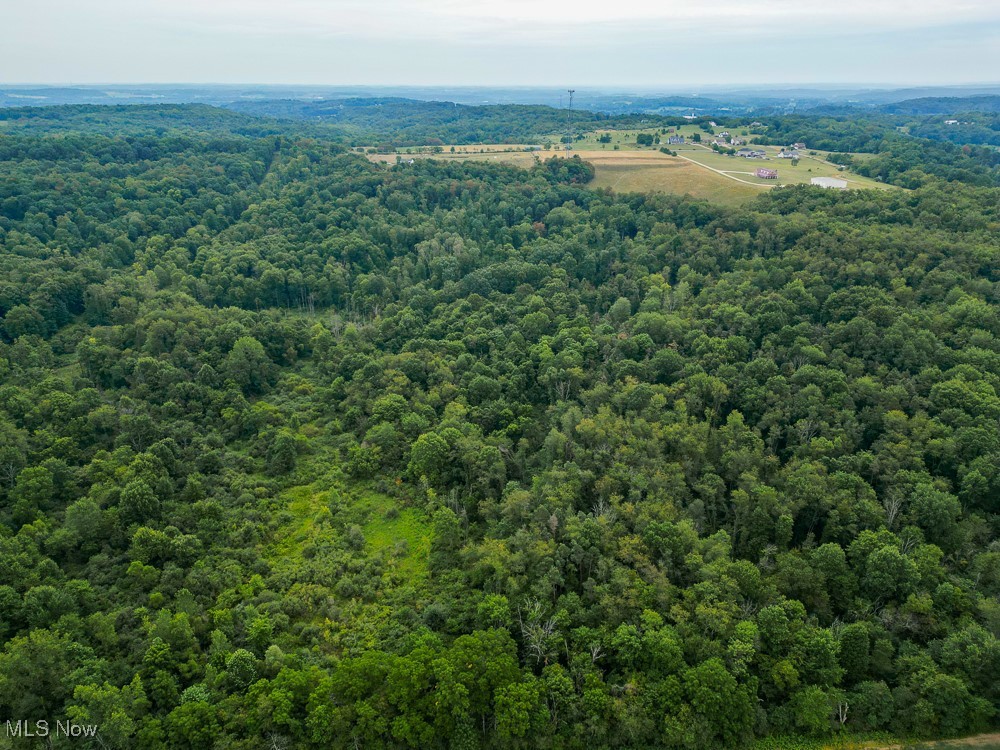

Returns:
673,144,891,190
546,149,764,205
368,148,765,205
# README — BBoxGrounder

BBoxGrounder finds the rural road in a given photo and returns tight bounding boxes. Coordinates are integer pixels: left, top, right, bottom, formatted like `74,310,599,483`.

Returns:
674,150,774,188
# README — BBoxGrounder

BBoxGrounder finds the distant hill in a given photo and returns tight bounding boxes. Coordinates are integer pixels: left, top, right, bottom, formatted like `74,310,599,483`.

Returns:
0,99,691,147
881,95,1000,115
225,97,677,145
0,103,301,138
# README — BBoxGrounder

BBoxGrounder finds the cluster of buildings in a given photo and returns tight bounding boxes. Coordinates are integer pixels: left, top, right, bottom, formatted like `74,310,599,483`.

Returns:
712,131,748,148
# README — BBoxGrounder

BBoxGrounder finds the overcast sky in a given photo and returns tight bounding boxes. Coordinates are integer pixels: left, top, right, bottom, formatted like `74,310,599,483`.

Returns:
4,0,1000,86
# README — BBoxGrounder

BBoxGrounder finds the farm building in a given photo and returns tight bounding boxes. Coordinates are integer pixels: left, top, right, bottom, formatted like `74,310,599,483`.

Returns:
755,168,778,179
667,135,685,144
737,148,766,158
776,150,801,159
811,176,848,189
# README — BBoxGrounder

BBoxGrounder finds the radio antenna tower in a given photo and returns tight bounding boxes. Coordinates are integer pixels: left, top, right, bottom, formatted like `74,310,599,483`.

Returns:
567,89,575,111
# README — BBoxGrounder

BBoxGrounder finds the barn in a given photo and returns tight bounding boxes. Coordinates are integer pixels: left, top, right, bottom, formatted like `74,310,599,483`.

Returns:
755,168,778,179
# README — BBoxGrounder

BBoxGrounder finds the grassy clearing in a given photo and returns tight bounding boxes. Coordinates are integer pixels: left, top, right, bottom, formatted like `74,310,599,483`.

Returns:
266,461,431,581
361,494,432,579
268,482,334,562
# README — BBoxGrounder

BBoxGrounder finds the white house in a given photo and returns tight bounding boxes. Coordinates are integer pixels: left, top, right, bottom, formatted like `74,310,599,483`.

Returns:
811,176,847,189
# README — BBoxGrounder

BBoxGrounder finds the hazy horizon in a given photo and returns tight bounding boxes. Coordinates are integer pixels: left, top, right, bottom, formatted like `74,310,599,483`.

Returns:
3,82,1000,91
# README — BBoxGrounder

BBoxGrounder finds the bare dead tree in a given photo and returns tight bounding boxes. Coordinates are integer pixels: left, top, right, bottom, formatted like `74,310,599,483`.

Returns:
590,642,605,664
882,490,903,529
837,699,849,728
518,599,558,666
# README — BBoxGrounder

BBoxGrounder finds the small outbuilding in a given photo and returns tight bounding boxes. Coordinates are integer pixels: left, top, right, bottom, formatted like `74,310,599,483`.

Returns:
756,168,778,179
811,176,848,189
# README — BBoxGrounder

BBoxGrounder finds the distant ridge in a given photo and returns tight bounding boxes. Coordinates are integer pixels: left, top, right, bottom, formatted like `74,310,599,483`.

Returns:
881,95,1000,115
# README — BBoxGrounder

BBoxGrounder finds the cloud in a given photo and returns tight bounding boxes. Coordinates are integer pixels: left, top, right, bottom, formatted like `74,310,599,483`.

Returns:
1,0,999,84
88,0,1000,41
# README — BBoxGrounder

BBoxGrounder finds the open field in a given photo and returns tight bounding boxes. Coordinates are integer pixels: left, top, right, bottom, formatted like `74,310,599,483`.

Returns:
365,124,895,204
549,149,764,205
673,143,891,189
368,147,763,205
368,149,541,167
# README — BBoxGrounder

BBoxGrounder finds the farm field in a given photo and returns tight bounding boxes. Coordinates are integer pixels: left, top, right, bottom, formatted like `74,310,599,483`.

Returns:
370,150,887,204
367,123,892,204
673,143,891,189
542,149,765,205
566,124,890,189
368,147,763,204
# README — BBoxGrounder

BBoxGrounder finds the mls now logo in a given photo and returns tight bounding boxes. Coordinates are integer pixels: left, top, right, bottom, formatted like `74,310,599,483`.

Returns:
5,719,98,738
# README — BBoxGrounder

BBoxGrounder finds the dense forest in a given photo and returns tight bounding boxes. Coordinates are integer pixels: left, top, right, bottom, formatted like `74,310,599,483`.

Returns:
0,101,675,150
880,96,1000,116
905,115,1000,149
0,106,999,749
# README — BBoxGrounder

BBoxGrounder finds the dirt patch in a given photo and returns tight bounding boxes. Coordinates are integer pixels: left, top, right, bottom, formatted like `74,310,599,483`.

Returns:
869,734,1000,750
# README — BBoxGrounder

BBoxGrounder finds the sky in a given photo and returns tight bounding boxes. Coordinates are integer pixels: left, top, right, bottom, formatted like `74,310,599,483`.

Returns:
3,0,1000,86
